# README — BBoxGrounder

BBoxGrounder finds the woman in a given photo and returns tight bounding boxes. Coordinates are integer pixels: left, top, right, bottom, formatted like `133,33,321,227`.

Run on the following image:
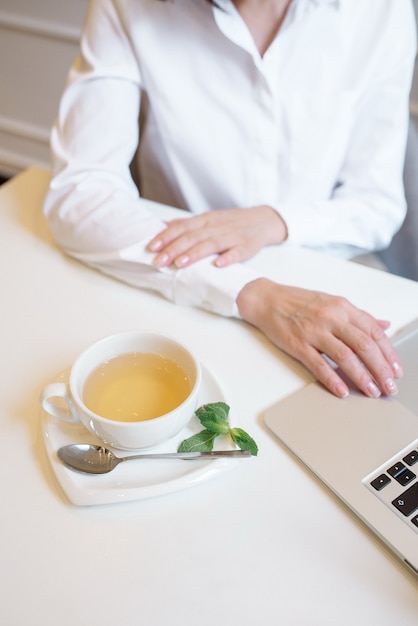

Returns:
44,0,416,398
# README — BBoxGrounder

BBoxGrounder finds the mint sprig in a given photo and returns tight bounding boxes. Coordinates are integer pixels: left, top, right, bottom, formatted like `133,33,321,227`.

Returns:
178,402,258,456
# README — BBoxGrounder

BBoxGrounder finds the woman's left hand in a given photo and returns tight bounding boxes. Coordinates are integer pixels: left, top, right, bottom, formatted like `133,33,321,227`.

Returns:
148,205,287,268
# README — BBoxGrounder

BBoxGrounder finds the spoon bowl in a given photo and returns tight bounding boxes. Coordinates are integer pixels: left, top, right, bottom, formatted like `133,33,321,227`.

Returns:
57,443,251,474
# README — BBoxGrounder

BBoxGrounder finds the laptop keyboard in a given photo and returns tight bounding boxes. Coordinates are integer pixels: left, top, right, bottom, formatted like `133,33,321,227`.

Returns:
363,438,418,532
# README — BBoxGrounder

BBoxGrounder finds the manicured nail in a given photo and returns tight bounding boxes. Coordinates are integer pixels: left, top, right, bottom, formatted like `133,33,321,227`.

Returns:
392,361,403,378
149,239,163,252
335,382,349,398
154,253,169,267
385,377,398,396
175,255,189,268
367,381,381,398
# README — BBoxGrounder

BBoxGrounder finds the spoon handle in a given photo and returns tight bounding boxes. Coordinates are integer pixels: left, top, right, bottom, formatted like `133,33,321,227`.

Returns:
123,449,252,461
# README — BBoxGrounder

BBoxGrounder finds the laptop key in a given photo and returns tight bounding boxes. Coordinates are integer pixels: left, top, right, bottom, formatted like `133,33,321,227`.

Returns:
392,482,418,517
387,462,407,478
396,470,416,487
403,450,418,466
371,474,391,491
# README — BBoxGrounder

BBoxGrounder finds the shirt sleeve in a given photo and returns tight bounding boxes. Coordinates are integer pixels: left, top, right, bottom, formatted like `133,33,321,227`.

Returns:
43,0,261,318
274,0,417,258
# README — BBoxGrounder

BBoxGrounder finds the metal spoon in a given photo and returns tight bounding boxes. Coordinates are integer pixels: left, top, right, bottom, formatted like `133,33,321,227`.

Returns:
57,443,251,474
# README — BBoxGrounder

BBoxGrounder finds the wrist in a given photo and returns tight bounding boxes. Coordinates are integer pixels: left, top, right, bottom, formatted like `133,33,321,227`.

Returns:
261,205,288,245
236,278,271,325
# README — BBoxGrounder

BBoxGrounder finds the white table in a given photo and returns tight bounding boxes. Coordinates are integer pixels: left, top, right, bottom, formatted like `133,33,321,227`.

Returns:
1,167,418,625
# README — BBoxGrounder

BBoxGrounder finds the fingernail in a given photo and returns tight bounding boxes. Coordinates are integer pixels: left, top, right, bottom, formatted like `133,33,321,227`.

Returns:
155,253,169,267
385,377,398,396
175,255,189,268
149,239,163,252
335,382,349,398
392,361,403,378
367,381,381,398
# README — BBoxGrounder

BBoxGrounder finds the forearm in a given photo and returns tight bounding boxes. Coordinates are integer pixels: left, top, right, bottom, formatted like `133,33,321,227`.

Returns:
45,175,263,318
274,193,408,258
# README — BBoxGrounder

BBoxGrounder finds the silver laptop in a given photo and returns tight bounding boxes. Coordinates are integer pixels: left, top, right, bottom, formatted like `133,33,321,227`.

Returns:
264,318,418,576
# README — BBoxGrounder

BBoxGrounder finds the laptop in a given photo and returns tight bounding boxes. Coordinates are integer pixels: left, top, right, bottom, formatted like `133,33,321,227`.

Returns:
264,317,418,576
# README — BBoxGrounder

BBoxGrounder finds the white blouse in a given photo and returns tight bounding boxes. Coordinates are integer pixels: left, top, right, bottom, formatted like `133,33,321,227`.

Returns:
44,0,417,317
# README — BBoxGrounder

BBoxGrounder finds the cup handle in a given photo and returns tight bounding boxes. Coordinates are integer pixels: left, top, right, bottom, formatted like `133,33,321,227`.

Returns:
40,382,79,423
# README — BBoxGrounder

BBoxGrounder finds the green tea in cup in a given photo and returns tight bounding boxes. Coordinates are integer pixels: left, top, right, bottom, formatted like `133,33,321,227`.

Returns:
83,352,191,422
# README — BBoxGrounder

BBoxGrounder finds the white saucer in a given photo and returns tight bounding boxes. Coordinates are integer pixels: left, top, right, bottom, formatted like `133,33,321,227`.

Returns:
41,365,240,506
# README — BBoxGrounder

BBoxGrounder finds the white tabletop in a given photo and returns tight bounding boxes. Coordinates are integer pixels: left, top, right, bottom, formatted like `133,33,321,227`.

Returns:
1,167,418,625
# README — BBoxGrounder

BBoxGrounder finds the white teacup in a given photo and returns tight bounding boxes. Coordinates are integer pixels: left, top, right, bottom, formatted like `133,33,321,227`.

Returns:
40,330,202,450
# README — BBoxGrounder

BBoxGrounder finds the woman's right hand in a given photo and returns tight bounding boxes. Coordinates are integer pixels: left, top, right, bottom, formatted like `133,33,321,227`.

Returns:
236,278,403,399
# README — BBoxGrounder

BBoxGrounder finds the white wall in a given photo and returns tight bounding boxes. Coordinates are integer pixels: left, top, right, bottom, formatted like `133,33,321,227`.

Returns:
0,0,417,176
0,0,88,176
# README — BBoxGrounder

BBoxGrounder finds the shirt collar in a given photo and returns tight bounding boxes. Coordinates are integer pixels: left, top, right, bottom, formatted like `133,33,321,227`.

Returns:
213,0,341,63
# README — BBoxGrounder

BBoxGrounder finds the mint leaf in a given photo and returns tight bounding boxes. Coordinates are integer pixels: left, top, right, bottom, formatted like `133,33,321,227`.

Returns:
195,402,230,435
178,402,259,457
177,429,217,453
196,402,230,421
230,428,258,456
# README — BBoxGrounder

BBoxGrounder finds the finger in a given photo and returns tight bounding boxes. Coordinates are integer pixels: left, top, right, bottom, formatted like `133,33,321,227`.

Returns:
173,230,262,268
296,338,386,399
155,225,251,268
368,324,403,379
325,323,399,397
321,336,384,397
152,227,213,268
148,218,198,253
173,237,228,268
214,245,257,267
294,345,351,398
310,297,402,394
344,312,402,381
